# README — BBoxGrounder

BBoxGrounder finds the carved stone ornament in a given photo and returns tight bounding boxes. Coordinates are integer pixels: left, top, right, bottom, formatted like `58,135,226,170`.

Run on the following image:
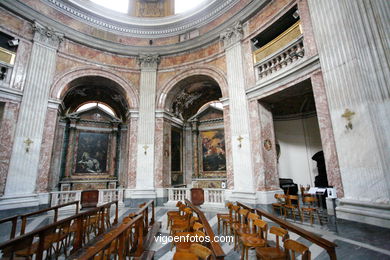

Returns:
220,21,243,48
137,54,161,69
32,22,64,49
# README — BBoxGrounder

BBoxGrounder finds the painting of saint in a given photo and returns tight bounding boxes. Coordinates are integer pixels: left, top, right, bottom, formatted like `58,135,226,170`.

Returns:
75,132,108,174
200,130,226,172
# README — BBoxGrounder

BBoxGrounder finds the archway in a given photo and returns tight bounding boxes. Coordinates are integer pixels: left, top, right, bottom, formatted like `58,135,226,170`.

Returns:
49,75,132,191
159,74,228,189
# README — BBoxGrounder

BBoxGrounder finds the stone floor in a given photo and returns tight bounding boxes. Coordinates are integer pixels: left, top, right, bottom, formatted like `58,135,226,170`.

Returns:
0,205,390,259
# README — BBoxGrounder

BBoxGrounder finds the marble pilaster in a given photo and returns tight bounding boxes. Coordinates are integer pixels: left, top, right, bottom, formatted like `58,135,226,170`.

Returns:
308,0,390,226
133,54,160,197
2,22,63,205
221,22,256,202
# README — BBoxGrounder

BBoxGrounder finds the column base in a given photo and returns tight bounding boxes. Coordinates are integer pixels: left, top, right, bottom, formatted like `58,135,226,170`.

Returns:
0,193,40,210
336,199,390,228
124,188,157,207
226,189,282,205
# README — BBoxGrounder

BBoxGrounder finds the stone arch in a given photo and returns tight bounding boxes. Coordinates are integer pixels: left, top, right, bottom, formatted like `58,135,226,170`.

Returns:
50,66,139,109
156,66,228,110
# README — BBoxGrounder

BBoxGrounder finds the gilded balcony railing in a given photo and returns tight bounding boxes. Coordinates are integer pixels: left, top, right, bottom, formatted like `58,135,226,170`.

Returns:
253,21,302,64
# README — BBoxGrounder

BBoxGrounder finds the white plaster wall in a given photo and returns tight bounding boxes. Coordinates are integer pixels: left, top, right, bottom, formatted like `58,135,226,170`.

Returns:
274,116,323,187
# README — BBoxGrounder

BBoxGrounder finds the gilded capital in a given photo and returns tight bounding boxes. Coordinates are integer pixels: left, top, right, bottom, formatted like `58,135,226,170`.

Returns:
220,21,243,48
137,54,160,69
32,22,64,49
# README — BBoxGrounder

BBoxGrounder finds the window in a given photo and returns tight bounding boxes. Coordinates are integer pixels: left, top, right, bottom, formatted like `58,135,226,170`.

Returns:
175,0,207,14
76,102,116,116
90,0,128,13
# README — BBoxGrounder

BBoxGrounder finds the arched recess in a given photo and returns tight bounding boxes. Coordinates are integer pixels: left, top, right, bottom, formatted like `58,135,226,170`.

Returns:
156,66,228,110
51,66,139,110
48,66,138,191
155,66,229,190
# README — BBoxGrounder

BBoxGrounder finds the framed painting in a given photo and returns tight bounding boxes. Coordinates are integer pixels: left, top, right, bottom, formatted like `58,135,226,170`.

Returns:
200,129,226,173
75,132,109,174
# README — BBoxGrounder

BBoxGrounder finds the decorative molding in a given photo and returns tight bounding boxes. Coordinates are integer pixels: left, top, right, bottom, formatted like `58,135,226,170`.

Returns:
220,21,243,49
44,0,238,38
137,54,160,69
32,22,64,49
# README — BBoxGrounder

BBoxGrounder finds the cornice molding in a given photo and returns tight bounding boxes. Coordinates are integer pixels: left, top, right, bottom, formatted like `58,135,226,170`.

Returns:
0,0,271,55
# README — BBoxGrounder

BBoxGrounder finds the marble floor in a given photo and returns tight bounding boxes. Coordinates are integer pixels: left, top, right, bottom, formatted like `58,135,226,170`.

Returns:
0,205,390,259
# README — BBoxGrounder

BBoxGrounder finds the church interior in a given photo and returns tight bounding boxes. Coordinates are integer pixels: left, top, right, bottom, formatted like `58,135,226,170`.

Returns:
0,0,389,259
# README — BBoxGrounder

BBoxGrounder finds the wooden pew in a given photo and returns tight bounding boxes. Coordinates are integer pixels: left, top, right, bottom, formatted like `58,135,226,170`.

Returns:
0,201,118,260
185,199,226,260
73,214,145,259
237,201,337,260
75,200,160,260
0,200,79,240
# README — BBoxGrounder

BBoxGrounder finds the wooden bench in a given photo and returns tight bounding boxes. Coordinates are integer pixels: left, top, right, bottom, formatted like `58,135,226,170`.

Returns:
237,201,337,260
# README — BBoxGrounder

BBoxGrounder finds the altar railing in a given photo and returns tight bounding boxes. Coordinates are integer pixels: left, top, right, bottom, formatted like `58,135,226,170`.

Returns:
50,189,124,207
166,188,225,207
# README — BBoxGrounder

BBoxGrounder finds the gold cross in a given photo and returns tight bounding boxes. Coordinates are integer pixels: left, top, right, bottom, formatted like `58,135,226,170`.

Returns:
24,138,33,152
237,135,243,148
342,109,355,121
143,145,149,155
342,109,355,130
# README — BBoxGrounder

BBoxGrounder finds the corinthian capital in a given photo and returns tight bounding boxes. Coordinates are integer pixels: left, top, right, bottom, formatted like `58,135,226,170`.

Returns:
32,22,64,49
220,21,243,49
137,54,160,69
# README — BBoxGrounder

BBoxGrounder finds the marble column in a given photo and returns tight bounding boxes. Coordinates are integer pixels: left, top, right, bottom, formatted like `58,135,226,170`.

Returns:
132,54,160,199
220,22,257,203
183,123,193,185
308,0,390,227
191,120,199,178
1,22,63,208
109,120,120,177
64,116,79,179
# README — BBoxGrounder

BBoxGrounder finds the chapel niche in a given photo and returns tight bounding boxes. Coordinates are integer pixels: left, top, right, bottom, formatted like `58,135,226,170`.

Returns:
189,104,227,188
59,106,122,190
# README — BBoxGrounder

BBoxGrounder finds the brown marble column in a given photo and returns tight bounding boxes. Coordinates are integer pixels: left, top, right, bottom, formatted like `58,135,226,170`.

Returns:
191,120,199,178
109,120,120,177
64,116,79,178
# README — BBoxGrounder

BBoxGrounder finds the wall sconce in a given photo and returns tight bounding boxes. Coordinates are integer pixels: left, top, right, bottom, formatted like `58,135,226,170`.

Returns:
143,144,149,155
24,138,33,152
237,136,243,148
342,108,355,130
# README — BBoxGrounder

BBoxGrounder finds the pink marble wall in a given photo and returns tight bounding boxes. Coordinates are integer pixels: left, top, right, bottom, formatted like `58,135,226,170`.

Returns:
248,100,265,189
311,71,344,197
222,106,234,189
36,107,59,192
154,117,164,188
258,103,279,190
0,99,20,195
126,117,138,188
297,0,318,58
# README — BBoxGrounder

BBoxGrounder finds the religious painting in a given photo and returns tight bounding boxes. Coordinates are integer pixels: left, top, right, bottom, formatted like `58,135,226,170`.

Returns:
200,130,226,172
75,132,109,174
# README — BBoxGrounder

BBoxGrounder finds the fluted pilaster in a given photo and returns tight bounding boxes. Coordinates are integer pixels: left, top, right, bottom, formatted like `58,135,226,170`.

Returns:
221,22,255,195
135,54,160,191
4,22,63,197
